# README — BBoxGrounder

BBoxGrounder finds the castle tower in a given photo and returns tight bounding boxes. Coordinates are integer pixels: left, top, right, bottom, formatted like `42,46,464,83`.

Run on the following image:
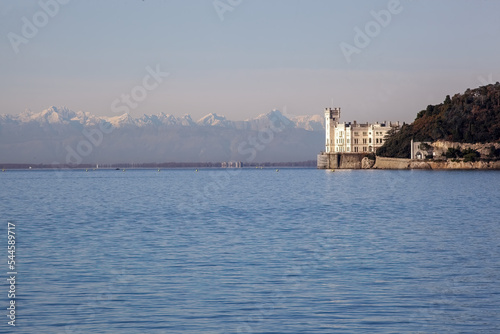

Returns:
324,107,340,153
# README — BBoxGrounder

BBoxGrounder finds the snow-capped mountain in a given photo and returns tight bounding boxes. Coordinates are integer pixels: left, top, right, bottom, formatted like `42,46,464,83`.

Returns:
16,106,102,127
104,112,136,127
196,113,233,127
291,114,324,132
1,106,323,131
19,106,74,124
0,106,324,164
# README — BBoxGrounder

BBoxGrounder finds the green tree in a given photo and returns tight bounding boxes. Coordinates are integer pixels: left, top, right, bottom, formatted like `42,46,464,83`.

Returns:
446,147,462,159
488,145,500,158
419,143,432,151
462,148,480,162
444,95,451,105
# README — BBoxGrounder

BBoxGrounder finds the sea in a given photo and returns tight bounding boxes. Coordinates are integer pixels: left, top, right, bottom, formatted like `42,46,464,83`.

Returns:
1,168,499,333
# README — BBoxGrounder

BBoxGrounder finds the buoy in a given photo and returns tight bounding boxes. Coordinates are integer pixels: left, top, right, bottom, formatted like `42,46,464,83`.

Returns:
276,169,279,172
122,169,125,172
85,169,88,172
1,169,5,172
158,169,160,172
195,169,198,172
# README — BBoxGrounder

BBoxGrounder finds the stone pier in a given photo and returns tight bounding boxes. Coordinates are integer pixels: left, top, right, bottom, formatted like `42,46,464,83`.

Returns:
317,152,367,169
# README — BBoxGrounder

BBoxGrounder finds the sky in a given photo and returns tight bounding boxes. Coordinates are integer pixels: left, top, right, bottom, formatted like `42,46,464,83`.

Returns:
1,0,499,123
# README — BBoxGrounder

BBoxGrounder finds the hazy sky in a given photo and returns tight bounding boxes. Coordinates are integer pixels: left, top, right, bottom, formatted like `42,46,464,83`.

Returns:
1,0,499,122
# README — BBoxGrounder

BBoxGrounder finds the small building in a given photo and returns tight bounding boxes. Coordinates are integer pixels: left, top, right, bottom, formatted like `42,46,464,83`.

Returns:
410,140,433,160
221,161,242,168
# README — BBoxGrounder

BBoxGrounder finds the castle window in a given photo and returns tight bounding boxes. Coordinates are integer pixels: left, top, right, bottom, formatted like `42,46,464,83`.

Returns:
363,132,367,136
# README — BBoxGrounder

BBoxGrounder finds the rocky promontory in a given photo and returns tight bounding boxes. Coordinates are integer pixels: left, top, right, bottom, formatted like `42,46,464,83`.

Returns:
373,156,500,170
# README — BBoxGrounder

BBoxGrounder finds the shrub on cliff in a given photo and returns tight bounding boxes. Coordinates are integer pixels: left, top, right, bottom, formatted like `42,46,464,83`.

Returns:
462,148,480,162
446,147,463,159
488,145,500,158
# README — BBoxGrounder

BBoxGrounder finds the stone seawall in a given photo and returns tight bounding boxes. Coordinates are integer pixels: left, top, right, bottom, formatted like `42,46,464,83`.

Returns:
317,153,366,169
373,157,411,169
374,157,500,170
319,153,500,170
426,160,500,170
340,154,364,169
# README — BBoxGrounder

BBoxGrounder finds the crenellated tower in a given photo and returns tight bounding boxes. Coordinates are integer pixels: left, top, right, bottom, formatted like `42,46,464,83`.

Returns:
324,107,340,153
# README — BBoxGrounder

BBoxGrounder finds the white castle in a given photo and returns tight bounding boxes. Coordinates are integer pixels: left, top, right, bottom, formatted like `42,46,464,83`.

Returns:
324,107,401,154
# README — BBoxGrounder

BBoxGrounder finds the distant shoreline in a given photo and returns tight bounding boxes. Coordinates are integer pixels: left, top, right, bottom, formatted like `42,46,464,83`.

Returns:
0,160,317,170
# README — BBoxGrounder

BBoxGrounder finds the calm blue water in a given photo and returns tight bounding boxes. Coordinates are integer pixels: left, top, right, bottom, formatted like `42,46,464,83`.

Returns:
1,168,500,333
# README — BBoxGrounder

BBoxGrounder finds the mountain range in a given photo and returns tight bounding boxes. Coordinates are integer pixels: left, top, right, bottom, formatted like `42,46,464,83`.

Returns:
0,107,324,164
